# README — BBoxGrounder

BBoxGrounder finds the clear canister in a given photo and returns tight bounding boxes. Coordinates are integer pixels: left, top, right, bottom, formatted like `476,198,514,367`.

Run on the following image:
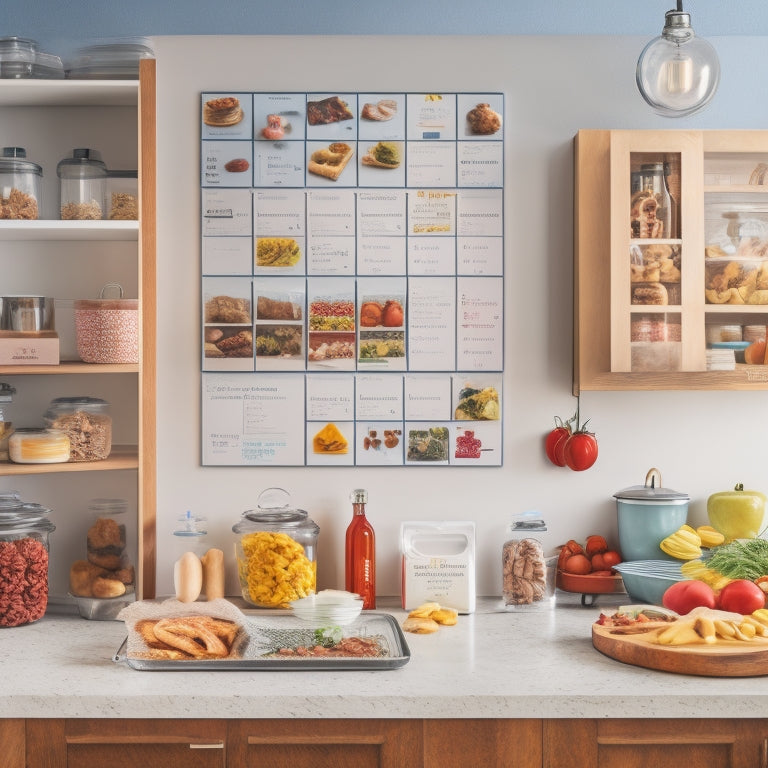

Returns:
0,147,41,220
57,148,107,220
9,428,70,464
43,396,112,462
502,511,556,610
0,517,55,626
106,170,138,220
232,487,319,608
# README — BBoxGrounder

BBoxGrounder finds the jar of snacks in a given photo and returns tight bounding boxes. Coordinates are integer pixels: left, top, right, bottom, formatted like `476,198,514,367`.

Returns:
106,170,138,220
43,396,112,462
502,511,556,610
0,147,41,220
57,148,107,220
0,506,55,627
232,487,319,608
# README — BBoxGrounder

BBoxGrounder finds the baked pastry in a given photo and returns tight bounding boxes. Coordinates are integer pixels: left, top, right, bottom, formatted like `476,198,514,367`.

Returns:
308,143,354,181
216,330,253,354
257,295,297,320
361,99,397,121
205,295,250,324
307,96,353,125
87,517,126,570
203,96,244,127
402,616,439,634
312,422,348,454
134,616,240,660
632,283,668,305
361,142,401,169
466,103,501,135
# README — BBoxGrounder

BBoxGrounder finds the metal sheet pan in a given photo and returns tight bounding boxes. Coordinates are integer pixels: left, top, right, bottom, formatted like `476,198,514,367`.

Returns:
114,611,410,671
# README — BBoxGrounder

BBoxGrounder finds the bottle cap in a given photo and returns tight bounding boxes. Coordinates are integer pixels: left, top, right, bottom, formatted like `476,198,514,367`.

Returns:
351,489,368,504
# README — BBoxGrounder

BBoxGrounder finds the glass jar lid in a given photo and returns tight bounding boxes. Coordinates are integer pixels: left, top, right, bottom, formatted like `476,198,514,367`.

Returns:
174,509,207,538
233,487,318,534
45,396,110,416
613,467,689,501
0,147,42,176
57,148,107,178
509,510,547,532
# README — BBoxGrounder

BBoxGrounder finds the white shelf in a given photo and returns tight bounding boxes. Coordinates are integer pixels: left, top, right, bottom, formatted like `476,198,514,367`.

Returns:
0,220,138,241
0,79,138,107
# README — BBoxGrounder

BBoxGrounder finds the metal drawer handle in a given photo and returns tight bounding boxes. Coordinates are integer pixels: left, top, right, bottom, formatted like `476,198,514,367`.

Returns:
190,743,225,749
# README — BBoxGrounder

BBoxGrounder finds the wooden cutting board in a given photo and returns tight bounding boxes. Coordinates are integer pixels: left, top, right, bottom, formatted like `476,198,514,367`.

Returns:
592,622,768,677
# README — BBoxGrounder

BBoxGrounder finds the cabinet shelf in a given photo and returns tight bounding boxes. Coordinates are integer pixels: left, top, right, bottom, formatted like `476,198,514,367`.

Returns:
0,220,138,241
0,362,139,375
0,445,138,476
704,185,768,195
0,79,138,107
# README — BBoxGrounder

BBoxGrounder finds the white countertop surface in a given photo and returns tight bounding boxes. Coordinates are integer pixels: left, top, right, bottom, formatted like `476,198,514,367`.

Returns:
2,594,767,720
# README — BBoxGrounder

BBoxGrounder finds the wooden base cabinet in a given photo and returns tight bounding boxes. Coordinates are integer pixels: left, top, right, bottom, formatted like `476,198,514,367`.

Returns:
12,717,768,767
544,719,768,768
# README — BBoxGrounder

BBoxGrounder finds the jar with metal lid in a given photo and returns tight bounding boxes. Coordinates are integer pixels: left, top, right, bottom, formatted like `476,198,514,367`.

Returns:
0,147,41,220
43,397,112,462
232,487,319,608
0,37,37,79
502,511,556,610
57,148,107,220
0,516,55,627
106,170,138,220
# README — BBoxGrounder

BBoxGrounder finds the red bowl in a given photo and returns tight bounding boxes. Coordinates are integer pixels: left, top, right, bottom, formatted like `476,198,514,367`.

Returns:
557,569,625,595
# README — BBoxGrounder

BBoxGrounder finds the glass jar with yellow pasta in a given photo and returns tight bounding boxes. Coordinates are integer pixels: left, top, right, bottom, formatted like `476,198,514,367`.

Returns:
232,488,319,608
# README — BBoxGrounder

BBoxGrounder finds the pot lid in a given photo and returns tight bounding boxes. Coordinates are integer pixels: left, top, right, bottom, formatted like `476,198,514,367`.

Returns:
613,467,689,501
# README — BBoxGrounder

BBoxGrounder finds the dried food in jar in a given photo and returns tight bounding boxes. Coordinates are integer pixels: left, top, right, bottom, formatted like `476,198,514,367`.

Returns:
61,199,102,220
0,536,48,626
108,192,138,219
502,537,548,606
0,187,38,219
44,398,112,462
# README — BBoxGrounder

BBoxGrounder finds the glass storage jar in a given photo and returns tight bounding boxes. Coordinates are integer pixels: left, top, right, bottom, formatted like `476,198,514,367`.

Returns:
0,516,55,627
9,428,70,464
0,37,37,79
502,511,556,610
106,170,138,220
0,147,41,220
232,487,319,608
43,396,112,462
57,148,107,220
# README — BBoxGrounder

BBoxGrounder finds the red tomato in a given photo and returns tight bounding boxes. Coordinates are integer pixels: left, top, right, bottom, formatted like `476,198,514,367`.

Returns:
602,550,622,569
590,553,607,571
662,580,717,614
585,535,608,557
545,425,571,467
562,553,592,575
717,579,766,614
563,431,598,471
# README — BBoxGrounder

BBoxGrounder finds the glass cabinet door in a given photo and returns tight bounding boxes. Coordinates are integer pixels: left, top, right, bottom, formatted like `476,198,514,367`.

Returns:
610,130,704,374
703,133,768,380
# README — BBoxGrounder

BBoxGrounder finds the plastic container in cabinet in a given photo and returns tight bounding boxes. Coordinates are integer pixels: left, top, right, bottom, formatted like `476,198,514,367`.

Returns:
57,148,108,220
0,147,42,219
0,36,36,79
43,397,112,462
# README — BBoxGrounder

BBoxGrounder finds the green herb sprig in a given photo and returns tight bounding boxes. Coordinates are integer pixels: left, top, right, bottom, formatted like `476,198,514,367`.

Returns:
706,538,768,581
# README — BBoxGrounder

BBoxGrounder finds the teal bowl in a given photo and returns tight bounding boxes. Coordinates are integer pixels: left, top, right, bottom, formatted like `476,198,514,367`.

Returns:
613,560,684,606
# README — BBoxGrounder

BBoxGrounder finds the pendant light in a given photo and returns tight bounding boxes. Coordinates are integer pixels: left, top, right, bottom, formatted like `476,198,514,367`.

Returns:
636,1,720,117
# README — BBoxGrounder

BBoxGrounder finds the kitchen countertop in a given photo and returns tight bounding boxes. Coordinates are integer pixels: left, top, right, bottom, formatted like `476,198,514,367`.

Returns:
3,593,768,720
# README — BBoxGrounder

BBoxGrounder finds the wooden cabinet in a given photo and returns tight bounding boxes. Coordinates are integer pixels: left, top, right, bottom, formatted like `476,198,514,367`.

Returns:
574,129,768,392
544,719,767,768
228,719,422,768
26,719,226,768
0,60,156,597
12,717,768,767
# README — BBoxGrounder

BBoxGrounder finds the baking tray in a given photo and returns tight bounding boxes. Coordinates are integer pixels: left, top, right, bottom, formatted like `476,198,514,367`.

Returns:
113,611,410,671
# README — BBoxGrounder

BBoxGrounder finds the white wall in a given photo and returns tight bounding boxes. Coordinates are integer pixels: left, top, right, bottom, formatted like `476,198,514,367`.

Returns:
153,35,768,599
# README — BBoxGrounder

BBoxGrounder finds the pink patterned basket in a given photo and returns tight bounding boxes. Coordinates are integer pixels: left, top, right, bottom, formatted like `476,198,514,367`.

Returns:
75,284,138,364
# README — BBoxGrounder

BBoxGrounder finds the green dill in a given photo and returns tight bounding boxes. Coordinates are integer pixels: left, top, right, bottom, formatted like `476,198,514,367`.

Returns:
706,538,768,580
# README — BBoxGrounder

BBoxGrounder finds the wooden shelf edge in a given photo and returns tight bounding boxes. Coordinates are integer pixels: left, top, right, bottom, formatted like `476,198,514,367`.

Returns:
0,445,138,476
0,362,138,375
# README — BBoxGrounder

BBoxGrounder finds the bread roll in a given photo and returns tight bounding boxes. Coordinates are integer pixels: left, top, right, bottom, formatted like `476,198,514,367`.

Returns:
201,548,225,600
174,551,203,603
92,576,127,598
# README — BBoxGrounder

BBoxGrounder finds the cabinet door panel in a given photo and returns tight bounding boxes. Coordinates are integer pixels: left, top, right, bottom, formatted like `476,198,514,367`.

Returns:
67,743,224,768
228,719,422,768
424,719,541,768
597,743,731,768
0,719,25,768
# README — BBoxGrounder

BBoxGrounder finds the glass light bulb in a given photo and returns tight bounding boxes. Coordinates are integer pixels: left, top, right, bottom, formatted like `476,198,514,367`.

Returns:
636,10,720,117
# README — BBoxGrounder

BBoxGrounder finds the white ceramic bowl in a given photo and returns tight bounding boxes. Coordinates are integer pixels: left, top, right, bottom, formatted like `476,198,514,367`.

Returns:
290,590,363,625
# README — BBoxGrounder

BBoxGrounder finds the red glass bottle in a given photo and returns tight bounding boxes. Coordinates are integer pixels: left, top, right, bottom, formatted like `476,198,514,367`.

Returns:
345,488,376,609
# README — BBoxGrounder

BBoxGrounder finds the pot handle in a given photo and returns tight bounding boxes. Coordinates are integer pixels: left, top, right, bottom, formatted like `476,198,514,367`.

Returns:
100,282,124,299
645,468,662,489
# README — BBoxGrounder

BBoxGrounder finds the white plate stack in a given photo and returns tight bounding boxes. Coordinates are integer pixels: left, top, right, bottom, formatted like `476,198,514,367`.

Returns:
290,589,364,625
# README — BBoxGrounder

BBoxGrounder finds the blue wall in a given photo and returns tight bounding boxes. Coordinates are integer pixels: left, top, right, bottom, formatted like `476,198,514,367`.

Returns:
6,0,768,55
